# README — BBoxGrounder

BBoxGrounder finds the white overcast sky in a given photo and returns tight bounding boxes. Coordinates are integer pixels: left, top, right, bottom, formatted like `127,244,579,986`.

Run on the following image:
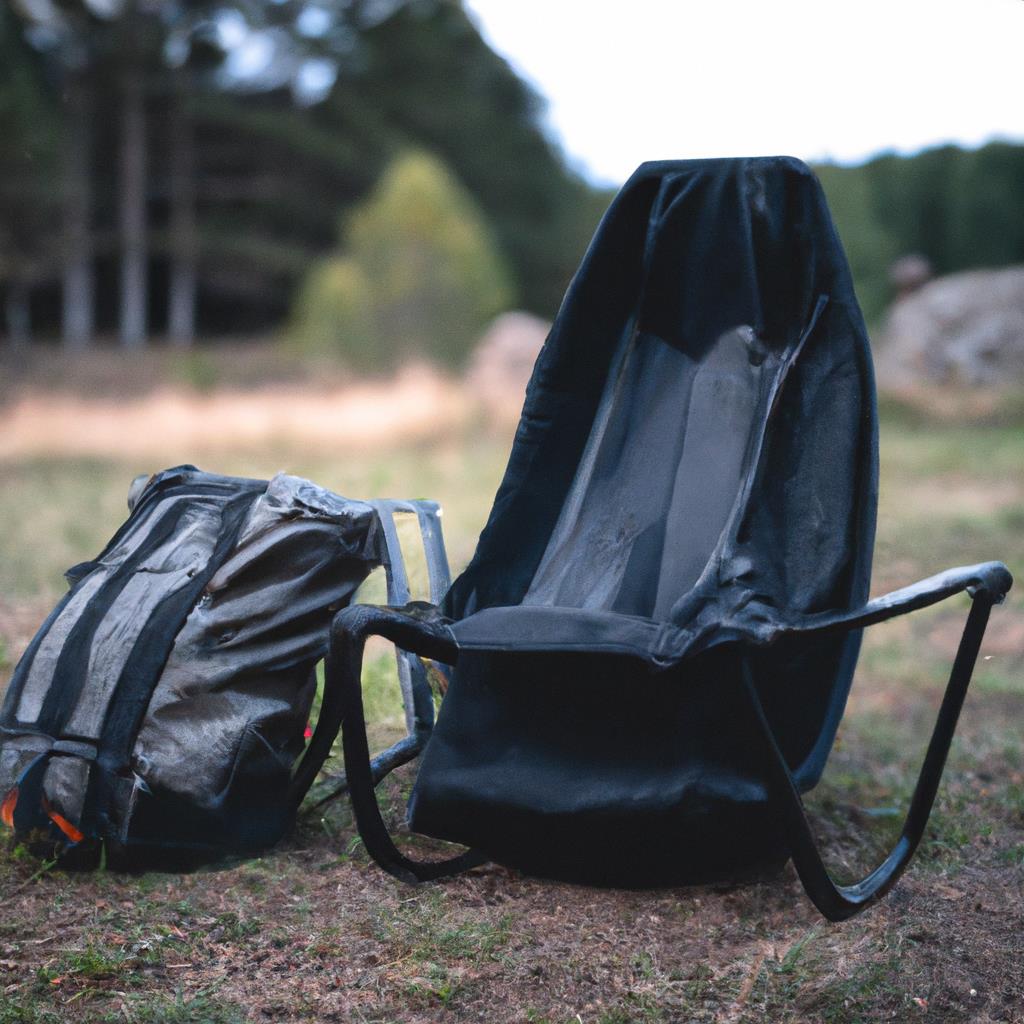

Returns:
463,0,1024,186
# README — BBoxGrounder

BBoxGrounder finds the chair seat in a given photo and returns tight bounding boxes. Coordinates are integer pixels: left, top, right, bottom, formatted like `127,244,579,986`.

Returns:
450,604,687,663
409,644,788,886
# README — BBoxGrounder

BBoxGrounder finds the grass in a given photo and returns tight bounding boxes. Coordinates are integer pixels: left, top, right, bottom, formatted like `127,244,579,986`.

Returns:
370,889,514,963
121,990,250,1024
0,986,251,1024
0,389,1022,1023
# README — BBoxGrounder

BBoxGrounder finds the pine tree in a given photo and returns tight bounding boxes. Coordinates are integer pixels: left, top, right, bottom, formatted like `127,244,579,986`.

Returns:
292,150,513,370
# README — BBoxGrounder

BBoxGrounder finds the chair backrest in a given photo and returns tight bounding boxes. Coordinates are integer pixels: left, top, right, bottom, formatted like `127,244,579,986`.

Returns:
445,157,879,786
523,321,770,619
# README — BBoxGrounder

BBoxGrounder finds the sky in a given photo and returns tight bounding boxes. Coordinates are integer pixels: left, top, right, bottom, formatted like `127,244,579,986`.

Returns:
463,0,1024,186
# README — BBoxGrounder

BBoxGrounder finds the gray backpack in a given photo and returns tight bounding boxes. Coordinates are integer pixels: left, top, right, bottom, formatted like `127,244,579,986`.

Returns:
0,465,449,866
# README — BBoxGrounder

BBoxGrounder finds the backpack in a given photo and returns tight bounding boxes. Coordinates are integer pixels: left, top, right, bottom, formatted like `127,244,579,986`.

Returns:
327,158,1012,919
0,465,449,866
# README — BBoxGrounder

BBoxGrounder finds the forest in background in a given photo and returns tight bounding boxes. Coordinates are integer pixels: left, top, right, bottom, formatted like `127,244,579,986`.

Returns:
1,0,1022,363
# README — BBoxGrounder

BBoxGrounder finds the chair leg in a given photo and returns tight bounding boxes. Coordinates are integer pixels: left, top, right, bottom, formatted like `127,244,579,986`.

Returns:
308,653,437,809
309,733,427,810
742,594,994,921
328,605,486,883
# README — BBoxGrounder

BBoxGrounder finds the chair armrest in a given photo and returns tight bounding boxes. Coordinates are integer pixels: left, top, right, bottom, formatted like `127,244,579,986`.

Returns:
320,601,483,882
334,601,458,663
767,561,1012,643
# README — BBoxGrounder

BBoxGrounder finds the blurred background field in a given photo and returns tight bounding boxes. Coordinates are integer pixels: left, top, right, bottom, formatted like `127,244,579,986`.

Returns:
1,1,1023,1021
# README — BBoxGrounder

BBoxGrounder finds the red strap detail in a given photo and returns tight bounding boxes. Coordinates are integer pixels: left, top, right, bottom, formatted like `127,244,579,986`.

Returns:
0,787,17,829
42,798,85,843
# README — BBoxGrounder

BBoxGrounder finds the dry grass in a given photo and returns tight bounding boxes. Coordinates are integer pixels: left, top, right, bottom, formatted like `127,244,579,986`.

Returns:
0,368,1022,1023
0,364,471,462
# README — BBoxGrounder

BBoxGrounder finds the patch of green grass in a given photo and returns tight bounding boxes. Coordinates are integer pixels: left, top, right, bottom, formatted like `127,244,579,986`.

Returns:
972,660,1024,696
35,944,133,989
813,955,908,1024
0,433,507,605
404,961,468,1008
116,988,248,1024
997,842,1024,866
919,805,977,866
776,927,822,978
748,931,903,1022
60,946,127,980
170,351,221,394
630,950,657,980
361,653,405,730
683,962,715,1002
880,422,1024,480
234,863,269,894
0,999,63,1024
372,889,512,965
303,927,344,960
0,458,135,600
212,911,261,941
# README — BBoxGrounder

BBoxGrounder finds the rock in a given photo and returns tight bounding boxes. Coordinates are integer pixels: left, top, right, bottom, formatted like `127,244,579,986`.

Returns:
876,266,1024,386
888,253,932,298
465,311,550,423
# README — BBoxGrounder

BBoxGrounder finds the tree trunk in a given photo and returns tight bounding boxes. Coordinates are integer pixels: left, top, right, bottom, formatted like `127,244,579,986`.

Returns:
4,280,31,348
119,64,148,348
62,77,94,351
168,81,197,348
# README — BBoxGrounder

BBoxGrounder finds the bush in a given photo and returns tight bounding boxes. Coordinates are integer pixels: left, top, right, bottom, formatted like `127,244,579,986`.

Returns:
291,150,514,371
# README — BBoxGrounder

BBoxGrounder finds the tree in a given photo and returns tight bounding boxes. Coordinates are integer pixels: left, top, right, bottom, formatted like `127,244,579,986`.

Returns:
332,0,604,317
117,10,149,348
167,69,198,346
815,163,900,323
0,4,60,347
61,73,95,350
10,0,123,348
814,142,1024,325
291,150,513,370
946,143,1024,272
4,0,609,344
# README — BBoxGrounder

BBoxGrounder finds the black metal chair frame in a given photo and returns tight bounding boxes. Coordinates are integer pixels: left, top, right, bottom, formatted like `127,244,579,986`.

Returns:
324,561,1009,919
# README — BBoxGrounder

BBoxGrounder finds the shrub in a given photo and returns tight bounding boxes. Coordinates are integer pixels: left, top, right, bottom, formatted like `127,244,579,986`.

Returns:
291,150,514,370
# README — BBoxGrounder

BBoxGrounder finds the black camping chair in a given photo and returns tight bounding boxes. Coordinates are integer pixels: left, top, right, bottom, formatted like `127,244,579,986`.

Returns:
325,157,1012,920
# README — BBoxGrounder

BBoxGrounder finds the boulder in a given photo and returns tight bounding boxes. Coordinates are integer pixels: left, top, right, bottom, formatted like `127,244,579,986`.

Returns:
888,253,932,298
465,311,550,423
876,266,1024,386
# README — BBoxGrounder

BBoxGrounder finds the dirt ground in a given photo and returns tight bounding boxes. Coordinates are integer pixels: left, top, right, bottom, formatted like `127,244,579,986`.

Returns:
1,360,1022,1023
1,700,1022,1024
